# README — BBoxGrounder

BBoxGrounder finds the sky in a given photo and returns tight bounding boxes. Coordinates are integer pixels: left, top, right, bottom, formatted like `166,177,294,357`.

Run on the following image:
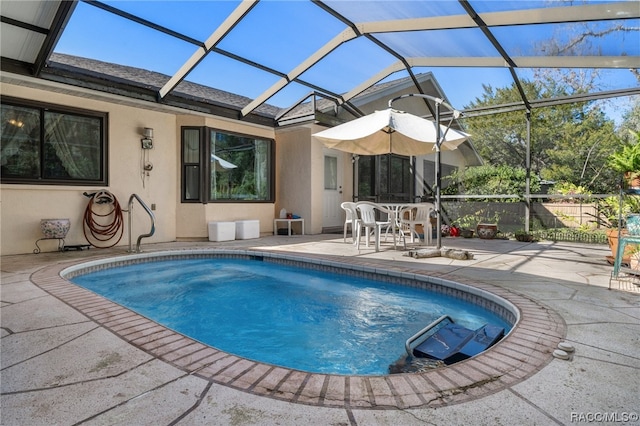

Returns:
53,0,639,123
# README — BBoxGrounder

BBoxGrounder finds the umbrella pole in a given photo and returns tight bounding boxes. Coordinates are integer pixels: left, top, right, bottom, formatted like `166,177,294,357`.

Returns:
386,94,463,250
435,102,442,249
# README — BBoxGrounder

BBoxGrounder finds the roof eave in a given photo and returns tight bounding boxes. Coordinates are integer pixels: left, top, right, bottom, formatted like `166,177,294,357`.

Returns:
37,64,278,127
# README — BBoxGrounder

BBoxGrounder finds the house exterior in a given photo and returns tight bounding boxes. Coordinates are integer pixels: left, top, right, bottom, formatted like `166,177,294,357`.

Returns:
1,54,479,255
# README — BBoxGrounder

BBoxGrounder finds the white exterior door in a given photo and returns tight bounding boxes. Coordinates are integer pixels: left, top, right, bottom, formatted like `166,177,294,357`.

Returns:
322,150,343,229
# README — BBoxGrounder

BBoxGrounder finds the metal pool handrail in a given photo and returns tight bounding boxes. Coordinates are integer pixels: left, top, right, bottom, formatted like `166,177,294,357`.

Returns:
127,193,156,253
405,315,453,356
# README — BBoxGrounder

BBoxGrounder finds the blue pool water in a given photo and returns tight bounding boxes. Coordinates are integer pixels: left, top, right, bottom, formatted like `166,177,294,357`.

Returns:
71,257,511,375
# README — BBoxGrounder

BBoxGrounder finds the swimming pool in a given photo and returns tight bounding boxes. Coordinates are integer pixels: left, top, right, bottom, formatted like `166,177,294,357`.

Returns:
65,250,516,376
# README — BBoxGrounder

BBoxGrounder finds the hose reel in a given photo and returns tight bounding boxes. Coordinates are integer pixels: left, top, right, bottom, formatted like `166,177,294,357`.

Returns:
82,190,124,248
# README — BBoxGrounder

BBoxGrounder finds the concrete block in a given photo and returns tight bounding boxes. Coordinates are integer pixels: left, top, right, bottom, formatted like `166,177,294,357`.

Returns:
208,221,236,242
235,220,259,240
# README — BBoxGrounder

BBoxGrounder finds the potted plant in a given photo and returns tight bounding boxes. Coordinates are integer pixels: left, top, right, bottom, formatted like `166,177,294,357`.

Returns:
515,230,535,242
474,210,500,239
591,196,640,264
607,136,640,189
449,225,462,237
459,228,474,238
456,216,476,238
476,223,498,239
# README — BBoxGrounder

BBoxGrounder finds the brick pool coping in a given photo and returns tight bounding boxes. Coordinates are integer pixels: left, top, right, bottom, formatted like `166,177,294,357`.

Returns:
31,249,566,410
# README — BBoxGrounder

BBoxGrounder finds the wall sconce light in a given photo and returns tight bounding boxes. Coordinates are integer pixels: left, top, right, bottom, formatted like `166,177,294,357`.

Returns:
141,127,154,149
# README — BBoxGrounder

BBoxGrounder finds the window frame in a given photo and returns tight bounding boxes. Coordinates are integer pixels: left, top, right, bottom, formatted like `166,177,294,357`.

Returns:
1,96,109,186
181,126,204,202
180,126,275,203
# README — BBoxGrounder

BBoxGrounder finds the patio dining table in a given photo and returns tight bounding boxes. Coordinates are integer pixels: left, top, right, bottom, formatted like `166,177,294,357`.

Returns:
377,202,415,250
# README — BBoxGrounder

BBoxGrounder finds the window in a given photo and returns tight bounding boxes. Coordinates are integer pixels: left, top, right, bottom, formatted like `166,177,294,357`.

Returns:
357,154,412,202
324,155,337,190
182,128,201,201
381,155,411,200
181,127,274,203
1,97,107,185
423,159,457,192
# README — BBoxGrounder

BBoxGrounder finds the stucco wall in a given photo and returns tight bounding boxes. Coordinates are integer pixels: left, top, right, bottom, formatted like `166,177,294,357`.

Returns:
0,79,280,254
274,126,314,233
174,115,276,239
274,124,355,235
1,81,178,255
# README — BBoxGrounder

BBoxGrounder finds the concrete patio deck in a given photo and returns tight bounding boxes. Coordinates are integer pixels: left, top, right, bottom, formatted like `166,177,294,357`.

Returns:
1,235,639,425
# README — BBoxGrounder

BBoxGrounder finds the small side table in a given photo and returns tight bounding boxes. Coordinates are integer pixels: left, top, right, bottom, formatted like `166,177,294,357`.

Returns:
273,218,304,236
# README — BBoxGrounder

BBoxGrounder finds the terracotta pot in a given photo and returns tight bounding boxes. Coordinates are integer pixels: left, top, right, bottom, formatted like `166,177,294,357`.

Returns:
476,223,498,239
607,228,633,265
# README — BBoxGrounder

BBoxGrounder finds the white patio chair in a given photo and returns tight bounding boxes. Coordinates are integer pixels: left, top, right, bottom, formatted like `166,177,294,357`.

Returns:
340,201,359,244
399,203,435,245
356,202,391,252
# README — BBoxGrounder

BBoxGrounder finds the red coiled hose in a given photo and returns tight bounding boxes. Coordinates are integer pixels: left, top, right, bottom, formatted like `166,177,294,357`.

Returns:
83,190,124,248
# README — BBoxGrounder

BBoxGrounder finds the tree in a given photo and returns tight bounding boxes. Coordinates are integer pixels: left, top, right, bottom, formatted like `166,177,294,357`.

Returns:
444,164,539,201
532,8,639,96
461,82,534,169
462,79,621,193
459,8,637,194
617,97,640,145
542,107,620,193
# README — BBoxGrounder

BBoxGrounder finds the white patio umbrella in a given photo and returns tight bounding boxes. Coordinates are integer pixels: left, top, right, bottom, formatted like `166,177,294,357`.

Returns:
313,108,469,156
211,154,237,171
211,154,237,199
313,99,470,249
